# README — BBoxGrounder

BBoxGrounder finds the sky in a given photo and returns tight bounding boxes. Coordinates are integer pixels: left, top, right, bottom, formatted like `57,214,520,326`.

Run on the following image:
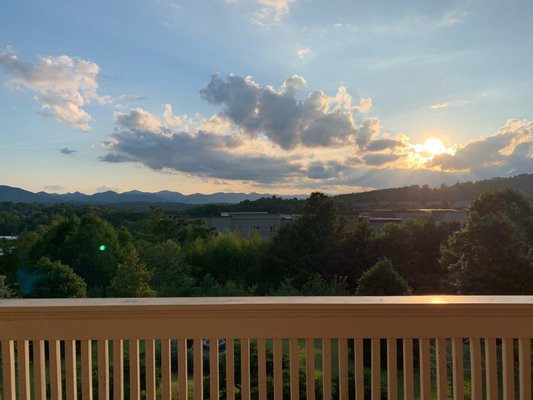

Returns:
0,0,532,195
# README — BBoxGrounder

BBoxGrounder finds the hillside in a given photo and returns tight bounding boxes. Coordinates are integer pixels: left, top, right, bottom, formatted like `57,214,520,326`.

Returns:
333,173,533,209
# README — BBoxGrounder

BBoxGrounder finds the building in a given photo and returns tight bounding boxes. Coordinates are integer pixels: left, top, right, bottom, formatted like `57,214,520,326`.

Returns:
336,209,467,233
200,212,294,238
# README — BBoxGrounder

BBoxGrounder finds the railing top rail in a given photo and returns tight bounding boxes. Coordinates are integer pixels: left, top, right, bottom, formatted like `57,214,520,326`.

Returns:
2,295,533,309
1,296,533,340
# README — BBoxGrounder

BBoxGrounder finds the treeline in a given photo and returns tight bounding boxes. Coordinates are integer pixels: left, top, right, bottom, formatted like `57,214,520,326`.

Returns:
1,189,532,299
334,173,533,209
182,196,306,217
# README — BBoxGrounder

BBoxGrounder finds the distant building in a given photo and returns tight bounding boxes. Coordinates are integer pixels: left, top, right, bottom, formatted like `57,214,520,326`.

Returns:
336,209,467,233
200,212,294,238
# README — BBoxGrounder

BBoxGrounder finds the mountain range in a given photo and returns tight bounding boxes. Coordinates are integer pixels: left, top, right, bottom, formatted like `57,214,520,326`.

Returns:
0,185,307,205
1,173,532,206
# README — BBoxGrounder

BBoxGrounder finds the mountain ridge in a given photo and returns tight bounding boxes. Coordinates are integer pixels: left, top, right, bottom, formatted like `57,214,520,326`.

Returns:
0,185,307,205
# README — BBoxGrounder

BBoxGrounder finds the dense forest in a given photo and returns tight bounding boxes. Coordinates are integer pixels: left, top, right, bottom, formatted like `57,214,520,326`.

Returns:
1,188,532,299
333,173,533,209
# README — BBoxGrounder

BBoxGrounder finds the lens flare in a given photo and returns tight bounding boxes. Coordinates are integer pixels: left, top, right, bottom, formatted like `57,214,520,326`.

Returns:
99,245,106,251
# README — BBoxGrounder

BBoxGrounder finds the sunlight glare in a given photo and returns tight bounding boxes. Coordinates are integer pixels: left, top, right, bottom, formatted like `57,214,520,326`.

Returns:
411,136,453,167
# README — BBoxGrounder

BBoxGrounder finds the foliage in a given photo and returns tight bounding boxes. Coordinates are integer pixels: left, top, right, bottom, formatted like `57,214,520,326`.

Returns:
338,220,379,289
333,173,533,209
375,218,460,293
441,214,533,294
19,257,87,298
356,259,412,296
136,239,194,296
0,274,15,298
441,189,533,294
28,213,125,295
185,231,266,286
263,192,344,290
107,253,156,297
183,196,306,217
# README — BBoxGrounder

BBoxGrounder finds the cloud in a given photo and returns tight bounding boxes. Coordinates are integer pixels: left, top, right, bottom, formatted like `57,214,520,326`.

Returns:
363,153,403,166
0,47,108,131
296,47,311,59
115,108,163,133
96,185,119,193
59,147,77,155
43,185,65,191
103,130,303,184
104,108,303,183
103,73,532,193
365,138,406,152
117,94,148,102
428,119,533,174
251,0,293,25
200,73,372,149
430,102,449,109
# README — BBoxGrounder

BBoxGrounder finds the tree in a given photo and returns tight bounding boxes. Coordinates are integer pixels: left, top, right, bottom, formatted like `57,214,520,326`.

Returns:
28,213,127,295
107,253,156,297
136,239,194,296
263,192,344,290
376,218,460,293
441,214,533,294
469,189,533,244
21,257,87,298
185,232,266,287
0,275,15,298
440,189,533,294
356,259,412,296
338,220,379,289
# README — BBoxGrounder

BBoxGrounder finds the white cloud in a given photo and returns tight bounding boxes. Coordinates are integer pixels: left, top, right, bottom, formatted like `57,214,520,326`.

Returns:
250,0,293,25
0,47,108,131
296,47,311,59
115,108,163,134
200,73,372,149
430,102,449,110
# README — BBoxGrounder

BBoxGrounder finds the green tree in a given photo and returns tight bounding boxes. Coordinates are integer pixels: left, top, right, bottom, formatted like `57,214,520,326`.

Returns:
22,257,87,298
264,192,344,290
0,275,15,298
440,189,533,294
29,213,127,295
136,239,194,296
185,232,266,287
469,189,533,243
356,259,412,296
376,218,460,293
338,220,379,289
107,253,156,297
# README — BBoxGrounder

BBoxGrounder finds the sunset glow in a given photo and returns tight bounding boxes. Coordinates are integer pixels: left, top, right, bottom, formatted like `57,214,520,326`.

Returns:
0,1,532,195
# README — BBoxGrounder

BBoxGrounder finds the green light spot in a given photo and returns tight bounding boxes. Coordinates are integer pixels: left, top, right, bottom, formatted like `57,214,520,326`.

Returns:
99,245,106,251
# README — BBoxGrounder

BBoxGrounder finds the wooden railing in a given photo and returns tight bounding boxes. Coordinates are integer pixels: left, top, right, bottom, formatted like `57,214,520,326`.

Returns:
1,296,532,399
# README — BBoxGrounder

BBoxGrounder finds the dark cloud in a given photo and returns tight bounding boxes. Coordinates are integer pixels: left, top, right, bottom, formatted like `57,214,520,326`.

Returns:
366,138,405,152
200,74,371,150
363,153,403,166
102,129,303,183
354,117,380,147
306,161,345,180
60,147,77,155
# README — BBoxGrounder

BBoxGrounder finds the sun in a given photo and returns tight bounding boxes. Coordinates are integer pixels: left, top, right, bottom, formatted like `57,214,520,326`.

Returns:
411,136,452,167
422,137,447,156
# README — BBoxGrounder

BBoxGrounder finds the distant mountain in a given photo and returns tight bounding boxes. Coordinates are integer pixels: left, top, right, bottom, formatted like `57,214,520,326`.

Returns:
333,173,533,209
0,185,307,205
